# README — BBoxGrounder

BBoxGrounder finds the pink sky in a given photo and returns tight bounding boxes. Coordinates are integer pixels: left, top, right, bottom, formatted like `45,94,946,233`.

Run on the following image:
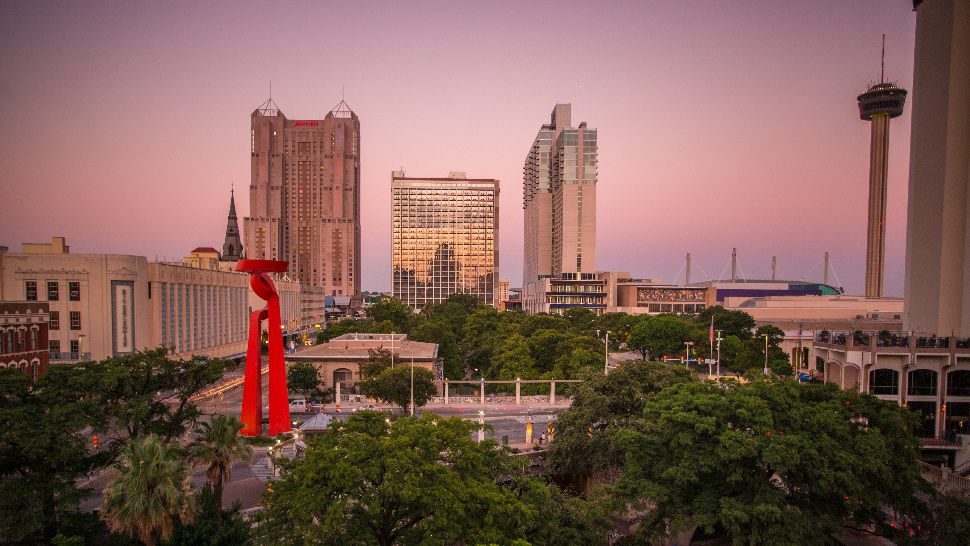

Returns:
0,1,917,295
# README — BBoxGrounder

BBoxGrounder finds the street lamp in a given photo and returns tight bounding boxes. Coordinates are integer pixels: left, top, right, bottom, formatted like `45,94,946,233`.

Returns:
715,331,723,377
762,334,770,375
597,330,611,375
684,341,694,367
477,410,485,443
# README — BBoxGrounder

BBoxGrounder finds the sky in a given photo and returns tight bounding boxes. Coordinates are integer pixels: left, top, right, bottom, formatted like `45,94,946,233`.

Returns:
0,0,918,295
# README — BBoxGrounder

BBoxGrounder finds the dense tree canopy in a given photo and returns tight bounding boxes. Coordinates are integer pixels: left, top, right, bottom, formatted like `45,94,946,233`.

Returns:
254,412,612,545
358,365,437,412
613,379,930,545
546,360,696,477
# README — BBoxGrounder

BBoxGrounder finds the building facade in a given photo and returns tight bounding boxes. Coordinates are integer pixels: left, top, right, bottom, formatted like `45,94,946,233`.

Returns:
904,0,970,337
288,333,438,390
523,104,598,314
0,238,249,363
391,171,499,309
0,301,49,381
244,98,361,297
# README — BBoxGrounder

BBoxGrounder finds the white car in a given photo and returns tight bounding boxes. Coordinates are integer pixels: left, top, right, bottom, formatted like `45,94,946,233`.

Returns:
353,403,382,413
288,398,308,413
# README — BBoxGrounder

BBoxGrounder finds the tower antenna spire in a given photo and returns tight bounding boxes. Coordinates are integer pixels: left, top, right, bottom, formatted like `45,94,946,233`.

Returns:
269,80,272,100
880,34,885,83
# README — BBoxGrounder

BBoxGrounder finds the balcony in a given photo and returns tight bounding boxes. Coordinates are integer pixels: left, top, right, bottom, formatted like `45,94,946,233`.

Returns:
877,334,909,348
917,337,950,349
51,351,91,362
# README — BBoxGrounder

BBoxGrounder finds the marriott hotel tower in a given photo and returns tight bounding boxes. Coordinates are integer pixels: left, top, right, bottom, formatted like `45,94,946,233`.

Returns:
244,98,361,297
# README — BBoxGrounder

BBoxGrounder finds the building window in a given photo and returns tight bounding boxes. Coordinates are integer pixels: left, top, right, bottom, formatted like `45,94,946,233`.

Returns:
69,281,81,301
47,281,59,301
70,311,81,330
29,329,38,351
25,281,37,301
70,339,79,359
49,311,60,330
49,340,60,357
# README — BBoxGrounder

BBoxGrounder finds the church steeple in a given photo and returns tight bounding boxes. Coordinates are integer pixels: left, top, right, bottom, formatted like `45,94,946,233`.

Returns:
221,188,244,261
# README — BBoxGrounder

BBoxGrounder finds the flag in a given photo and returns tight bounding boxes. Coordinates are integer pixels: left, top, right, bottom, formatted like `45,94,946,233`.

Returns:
709,317,715,342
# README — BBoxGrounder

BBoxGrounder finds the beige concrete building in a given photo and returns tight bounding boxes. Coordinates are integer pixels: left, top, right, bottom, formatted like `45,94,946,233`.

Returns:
244,98,361,297
182,247,222,270
0,238,249,363
288,333,438,390
497,280,510,310
391,171,499,309
904,0,970,338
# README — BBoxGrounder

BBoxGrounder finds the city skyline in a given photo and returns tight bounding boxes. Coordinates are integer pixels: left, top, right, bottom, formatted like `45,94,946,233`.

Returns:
0,1,917,294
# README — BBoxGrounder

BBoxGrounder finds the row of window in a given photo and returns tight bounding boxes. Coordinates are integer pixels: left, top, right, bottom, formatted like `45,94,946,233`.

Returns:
46,310,81,330
1,328,40,354
25,280,81,301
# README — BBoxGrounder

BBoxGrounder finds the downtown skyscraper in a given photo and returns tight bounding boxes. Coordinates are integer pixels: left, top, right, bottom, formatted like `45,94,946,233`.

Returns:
522,104,604,314
244,98,361,297
392,171,499,309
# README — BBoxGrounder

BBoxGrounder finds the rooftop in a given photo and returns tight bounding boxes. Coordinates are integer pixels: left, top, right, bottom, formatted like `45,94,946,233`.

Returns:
291,333,438,361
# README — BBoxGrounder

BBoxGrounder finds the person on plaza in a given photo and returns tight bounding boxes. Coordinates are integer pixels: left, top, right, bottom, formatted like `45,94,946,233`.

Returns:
539,432,546,445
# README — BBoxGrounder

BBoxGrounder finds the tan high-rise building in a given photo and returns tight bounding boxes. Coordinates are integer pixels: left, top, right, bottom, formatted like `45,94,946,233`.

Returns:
244,98,361,297
392,171,499,309
523,104,598,281
904,0,970,337
523,104,601,314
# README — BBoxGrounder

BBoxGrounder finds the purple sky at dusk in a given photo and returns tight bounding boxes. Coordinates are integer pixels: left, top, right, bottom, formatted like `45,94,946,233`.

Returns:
0,1,917,295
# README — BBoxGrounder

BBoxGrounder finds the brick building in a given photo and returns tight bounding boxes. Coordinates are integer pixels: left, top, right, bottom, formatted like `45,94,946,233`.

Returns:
0,301,50,381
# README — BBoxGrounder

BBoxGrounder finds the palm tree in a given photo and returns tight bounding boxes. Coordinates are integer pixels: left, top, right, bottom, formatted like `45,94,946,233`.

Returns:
187,415,253,529
101,434,194,546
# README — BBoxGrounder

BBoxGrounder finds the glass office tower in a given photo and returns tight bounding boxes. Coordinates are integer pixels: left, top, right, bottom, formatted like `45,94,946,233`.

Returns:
392,172,499,309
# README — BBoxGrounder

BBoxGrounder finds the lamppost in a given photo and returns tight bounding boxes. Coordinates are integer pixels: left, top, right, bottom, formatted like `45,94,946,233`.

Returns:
716,331,723,377
762,333,770,375
597,330,611,375
477,410,485,443
684,341,694,368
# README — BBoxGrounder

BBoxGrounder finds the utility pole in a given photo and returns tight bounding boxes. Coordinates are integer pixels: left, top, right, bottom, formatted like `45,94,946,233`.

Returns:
597,330,611,375
410,356,415,416
684,341,694,367
762,334,770,375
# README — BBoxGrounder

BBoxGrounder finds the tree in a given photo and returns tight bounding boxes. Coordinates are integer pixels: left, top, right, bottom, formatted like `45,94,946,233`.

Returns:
546,360,696,477
563,308,598,336
101,434,194,546
626,316,697,361
697,306,756,340
162,485,250,546
519,313,569,338
528,329,572,372
80,349,232,449
187,416,253,531
368,298,415,333
0,367,102,543
358,347,395,379
358,365,437,412
613,379,929,545
492,334,539,381
286,361,331,401
409,319,461,378
254,412,608,545
732,325,790,376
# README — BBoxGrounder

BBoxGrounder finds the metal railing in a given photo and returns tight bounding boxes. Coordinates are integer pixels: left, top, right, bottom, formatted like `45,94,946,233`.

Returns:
917,337,949,349
877,335,909,348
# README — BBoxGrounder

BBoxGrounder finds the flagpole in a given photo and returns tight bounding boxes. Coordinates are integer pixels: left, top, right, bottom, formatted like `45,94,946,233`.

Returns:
709,317,714,376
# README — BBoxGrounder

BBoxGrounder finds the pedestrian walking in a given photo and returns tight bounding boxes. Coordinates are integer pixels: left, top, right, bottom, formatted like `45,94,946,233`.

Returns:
539,432,546,445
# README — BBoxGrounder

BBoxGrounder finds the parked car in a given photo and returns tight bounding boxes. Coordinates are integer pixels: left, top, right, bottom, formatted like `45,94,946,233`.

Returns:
353,403,382,413
288,398,308,413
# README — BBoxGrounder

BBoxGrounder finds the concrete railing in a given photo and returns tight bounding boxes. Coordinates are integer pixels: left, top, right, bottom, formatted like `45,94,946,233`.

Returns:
919,460,970,493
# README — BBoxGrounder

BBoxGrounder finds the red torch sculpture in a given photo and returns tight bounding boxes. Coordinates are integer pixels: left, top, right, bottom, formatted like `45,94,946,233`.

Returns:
236,259,291,436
